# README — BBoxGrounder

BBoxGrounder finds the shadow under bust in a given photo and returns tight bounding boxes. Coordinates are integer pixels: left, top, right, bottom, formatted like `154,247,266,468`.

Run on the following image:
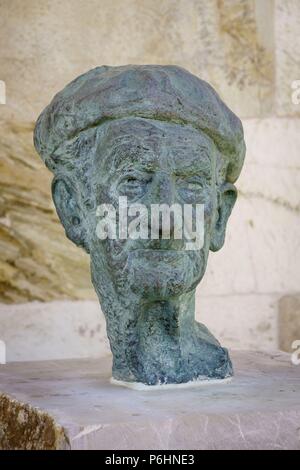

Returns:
34,65,246,386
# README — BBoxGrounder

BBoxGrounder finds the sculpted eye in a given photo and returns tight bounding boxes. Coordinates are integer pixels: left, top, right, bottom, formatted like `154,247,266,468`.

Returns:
185,181,203,191
123,176,142,187
176,177,204,202
117,174,150,200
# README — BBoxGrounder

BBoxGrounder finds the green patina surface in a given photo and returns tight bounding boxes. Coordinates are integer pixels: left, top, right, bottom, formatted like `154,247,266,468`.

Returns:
34,65,246,385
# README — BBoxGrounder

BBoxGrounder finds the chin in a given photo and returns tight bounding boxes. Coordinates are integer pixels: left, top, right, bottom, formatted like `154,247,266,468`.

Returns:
123,249,204,299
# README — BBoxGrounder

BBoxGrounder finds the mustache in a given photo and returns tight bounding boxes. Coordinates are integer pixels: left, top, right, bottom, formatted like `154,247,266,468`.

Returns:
94,239,204,297
106,236,189,260
121,247,204,298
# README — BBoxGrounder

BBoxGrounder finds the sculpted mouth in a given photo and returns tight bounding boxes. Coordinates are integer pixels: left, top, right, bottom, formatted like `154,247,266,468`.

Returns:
132,248,186,253
128,249,190,262
131,239,186,252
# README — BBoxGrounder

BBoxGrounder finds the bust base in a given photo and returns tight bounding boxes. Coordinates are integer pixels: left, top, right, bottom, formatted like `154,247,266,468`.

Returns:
110,376,232,390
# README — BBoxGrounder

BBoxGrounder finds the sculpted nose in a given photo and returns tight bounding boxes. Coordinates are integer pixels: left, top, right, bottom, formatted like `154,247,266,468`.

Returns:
150,172,174,206
146,172,176,239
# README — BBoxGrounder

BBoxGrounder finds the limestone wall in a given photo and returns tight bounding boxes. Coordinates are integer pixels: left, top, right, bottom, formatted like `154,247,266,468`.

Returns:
0,0,299,358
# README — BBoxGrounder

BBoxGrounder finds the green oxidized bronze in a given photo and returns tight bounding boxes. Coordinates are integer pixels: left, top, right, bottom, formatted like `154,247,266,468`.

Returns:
34,65,246,387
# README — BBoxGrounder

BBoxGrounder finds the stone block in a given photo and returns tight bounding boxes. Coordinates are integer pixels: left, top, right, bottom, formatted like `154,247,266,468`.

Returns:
279,294,300,352
0,301,110,362
0,0,274,122
0,351,299,449
197,294,279,350
275,0,300,116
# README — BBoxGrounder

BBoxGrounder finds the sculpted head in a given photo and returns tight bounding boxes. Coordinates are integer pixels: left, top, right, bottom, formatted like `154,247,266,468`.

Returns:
34,65,245,386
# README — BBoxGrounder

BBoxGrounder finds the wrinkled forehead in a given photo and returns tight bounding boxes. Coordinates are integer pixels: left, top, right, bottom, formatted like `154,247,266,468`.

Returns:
94,117,216,177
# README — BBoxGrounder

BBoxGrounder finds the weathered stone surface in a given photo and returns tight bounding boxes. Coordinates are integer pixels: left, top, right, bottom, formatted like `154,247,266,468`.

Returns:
0,0,299,362
0,393,69,450
0,351,299,450
275,0,300,116
0,300,109,362
279,295,300,352
0,121,95,303
0,0,274,123
202,117,300,299
199,294,279,351
241,118,300,208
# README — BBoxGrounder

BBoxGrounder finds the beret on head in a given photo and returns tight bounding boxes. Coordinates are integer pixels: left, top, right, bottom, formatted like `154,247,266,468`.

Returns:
34,65,245,183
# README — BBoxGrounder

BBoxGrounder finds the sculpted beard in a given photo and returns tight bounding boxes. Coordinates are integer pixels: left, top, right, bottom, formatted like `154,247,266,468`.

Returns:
90,236,207,300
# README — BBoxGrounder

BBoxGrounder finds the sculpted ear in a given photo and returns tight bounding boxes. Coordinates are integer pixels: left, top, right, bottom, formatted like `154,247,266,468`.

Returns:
210,183,237,252
52,178,89,252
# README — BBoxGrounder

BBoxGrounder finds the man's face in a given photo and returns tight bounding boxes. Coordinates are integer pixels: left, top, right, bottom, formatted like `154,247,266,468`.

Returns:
87,117,218,300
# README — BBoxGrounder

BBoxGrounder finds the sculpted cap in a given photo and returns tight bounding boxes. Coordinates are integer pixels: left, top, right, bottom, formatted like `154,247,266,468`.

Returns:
34,65,245,183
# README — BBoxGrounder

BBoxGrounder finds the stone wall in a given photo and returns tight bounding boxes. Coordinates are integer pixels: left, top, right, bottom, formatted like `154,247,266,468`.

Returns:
0,0,299,357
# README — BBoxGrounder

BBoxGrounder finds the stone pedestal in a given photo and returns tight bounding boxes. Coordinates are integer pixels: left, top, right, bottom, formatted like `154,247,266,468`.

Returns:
0,350,299,450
